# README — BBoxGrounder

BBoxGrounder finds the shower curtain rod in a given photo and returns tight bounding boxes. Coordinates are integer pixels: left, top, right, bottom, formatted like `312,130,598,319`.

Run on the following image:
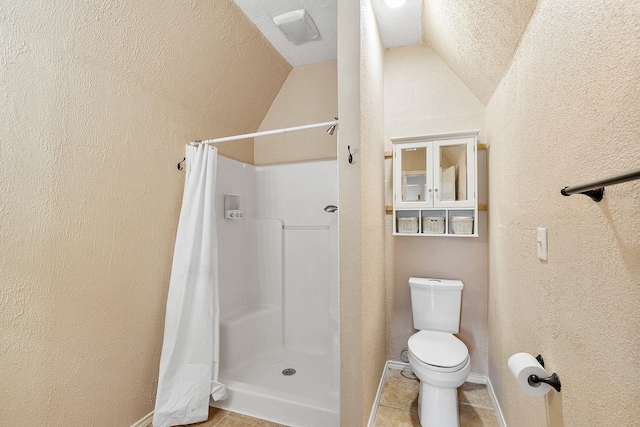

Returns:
193,119,339,145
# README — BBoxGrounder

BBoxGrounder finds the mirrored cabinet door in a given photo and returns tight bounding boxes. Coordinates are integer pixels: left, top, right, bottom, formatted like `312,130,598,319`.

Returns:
401,146,426,202
434,138,476,208
438,143,466,202
395,143,433,207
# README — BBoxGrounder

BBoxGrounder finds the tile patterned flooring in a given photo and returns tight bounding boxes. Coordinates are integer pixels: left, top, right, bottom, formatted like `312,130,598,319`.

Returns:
373,368,500,427
178,406,287,427
176,367,500,427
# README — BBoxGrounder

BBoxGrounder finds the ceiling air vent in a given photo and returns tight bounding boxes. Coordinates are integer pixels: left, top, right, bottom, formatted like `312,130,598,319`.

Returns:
272,9,320,44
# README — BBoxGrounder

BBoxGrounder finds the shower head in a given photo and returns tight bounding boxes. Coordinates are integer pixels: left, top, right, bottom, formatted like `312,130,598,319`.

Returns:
324,205,338,213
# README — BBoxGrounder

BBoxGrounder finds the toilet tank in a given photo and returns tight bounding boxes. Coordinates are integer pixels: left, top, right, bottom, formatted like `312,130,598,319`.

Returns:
409,277,463,333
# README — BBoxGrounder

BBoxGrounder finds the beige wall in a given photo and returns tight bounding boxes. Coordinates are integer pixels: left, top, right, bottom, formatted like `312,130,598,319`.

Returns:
0,1,289,425
359,0,387,424
255,61,338,165
338,0,387,425
383,43,489,375
337,0,364,424
486,1,640,426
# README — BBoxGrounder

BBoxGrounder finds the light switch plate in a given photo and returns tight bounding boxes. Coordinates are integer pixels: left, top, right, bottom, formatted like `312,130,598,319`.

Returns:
537,227,548,261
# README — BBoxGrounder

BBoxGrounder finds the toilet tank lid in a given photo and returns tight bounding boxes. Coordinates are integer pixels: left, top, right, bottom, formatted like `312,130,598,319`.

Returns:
409,277,463,290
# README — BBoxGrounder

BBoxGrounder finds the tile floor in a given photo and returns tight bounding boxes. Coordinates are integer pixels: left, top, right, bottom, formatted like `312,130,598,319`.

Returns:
178,367,500,427
179,406,287,427
372,368,500,427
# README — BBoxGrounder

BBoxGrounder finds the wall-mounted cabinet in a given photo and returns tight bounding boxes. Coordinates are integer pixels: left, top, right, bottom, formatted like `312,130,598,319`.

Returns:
393,132,478,237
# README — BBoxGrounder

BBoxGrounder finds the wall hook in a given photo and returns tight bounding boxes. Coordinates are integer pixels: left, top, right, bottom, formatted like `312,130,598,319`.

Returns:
347,146,353,164
177,157,186,170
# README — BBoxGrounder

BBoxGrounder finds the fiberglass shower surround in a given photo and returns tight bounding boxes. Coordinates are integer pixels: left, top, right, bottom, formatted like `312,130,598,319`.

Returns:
156,119,340,427
211,156,340,427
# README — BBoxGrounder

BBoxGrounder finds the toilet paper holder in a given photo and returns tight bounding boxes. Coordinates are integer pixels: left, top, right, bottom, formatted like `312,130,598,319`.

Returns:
529,354,562,392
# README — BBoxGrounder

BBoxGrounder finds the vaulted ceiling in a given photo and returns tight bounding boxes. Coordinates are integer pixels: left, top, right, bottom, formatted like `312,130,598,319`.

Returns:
233,0,541,105
421,0,540,105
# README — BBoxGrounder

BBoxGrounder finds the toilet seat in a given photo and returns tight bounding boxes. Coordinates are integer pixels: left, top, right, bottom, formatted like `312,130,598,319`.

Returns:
408,331,468,372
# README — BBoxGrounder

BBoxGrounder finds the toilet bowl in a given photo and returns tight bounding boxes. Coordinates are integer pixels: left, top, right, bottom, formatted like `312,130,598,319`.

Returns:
408,331,470,427
407,278,470,427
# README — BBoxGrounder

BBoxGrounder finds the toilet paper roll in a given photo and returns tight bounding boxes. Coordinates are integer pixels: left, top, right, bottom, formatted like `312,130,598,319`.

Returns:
508,353,553,397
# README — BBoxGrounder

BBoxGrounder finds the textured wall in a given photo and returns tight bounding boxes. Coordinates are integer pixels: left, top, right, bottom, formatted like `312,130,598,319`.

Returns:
359,0,387,424
486,1,640,426
422,0,539,105
255,60,338,165
383,43,488,374
337,0,387,425
0,1,289,425
337,0,364,424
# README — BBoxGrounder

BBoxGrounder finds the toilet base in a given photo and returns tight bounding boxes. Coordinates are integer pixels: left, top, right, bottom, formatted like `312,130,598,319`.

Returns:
417,381,460,427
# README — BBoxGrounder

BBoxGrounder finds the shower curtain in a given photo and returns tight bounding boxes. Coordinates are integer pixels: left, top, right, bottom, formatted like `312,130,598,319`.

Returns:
153,144,226,427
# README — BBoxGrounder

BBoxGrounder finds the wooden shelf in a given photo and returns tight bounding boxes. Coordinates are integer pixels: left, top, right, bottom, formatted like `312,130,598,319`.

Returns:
387,204,486,214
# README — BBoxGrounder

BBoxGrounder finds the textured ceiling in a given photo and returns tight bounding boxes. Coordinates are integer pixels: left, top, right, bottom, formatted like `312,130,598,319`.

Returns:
232,0,338,67
422,0,540,105
232,0,423,67
231,0,540,104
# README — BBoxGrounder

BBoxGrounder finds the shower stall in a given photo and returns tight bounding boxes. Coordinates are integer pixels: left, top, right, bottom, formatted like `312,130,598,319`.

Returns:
211,156,339,427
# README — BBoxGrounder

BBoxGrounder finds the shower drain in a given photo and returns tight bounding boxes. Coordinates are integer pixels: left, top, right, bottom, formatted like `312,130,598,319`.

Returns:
282,368,296,376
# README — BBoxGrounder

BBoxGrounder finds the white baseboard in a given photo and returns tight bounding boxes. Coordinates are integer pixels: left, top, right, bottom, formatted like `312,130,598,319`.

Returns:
368,361,507,427
366,361,396,427
385,360,411,371
130,411,153,427
466,372,507,427
466,372,488,385
485,376,507,427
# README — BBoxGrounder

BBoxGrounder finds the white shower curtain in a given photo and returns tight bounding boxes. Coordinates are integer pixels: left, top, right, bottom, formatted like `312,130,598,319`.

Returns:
153,144,226,427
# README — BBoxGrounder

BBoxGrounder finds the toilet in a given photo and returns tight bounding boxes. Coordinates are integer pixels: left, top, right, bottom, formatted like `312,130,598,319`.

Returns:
407,277,470,427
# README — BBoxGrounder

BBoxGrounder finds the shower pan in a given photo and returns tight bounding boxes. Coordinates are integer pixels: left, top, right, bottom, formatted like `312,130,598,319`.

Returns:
211,156,339,427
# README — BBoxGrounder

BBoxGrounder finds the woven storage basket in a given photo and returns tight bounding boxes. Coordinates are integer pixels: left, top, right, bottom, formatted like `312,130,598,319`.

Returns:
451,216,474,234
397,217,419,233
422,216,445,234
